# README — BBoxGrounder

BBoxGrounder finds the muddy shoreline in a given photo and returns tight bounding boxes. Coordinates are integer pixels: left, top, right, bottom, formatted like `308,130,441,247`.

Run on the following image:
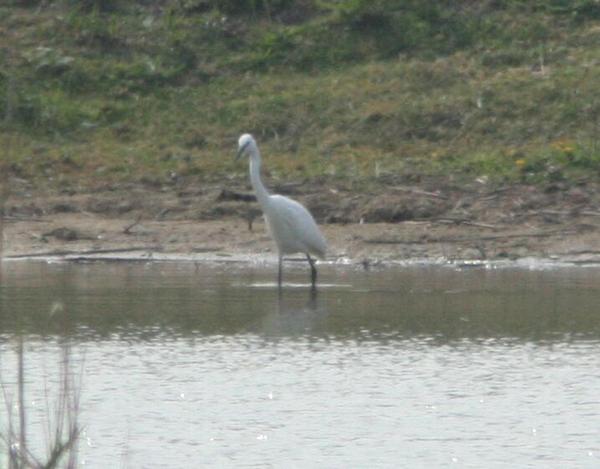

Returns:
3,178,600,265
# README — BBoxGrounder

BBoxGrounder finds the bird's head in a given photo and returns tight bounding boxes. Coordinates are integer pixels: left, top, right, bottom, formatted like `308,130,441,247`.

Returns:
236,133,256,161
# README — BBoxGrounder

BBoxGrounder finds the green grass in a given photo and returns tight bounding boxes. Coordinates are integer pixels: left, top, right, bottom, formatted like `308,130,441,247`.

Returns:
2,0,600,189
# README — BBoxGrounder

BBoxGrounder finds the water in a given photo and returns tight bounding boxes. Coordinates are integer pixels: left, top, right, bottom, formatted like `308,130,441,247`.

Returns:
1,260,600,468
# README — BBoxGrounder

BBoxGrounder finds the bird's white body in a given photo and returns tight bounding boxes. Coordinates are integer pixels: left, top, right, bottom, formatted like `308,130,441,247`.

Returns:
237,133,326,285
262,194,326,259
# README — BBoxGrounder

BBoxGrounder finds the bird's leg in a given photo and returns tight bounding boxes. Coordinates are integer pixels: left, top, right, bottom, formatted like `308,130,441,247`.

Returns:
306,254,317,287
278,254,283,287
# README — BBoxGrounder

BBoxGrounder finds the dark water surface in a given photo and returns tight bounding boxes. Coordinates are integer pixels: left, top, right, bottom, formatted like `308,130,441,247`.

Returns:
1,261,599,468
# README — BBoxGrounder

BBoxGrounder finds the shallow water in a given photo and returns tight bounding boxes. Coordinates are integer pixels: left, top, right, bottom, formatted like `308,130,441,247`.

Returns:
1,261,600,468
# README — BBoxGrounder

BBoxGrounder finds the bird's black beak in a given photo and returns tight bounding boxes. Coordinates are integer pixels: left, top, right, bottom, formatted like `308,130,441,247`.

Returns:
235,141,249,161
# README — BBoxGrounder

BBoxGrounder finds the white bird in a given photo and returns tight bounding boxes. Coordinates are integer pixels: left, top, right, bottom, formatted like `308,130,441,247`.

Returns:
236,134,327,287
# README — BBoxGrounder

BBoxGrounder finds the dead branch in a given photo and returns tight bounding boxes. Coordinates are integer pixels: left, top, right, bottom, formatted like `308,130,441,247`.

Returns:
391,186,449,199
581,210,600,217
2,216,47,223
365,229,577,244
123,215,143,234
426,217,498,229
217,189,256,202
5,246,162,259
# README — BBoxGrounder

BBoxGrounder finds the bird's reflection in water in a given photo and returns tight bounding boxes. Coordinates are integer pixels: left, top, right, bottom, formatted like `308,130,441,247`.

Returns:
277,282,317,301
258,286,327,338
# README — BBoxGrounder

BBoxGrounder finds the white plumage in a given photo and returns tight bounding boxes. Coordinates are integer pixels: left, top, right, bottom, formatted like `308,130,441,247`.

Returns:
265,195,327,258
236,134,326,286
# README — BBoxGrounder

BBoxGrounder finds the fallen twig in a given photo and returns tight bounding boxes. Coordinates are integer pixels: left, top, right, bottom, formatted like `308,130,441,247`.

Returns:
217,189,256,202
426,217,498,229
123,215,142,234
272,181,305,195
391,186,449,199
43,227,95,241
538,209,569,216
481,187,511,201
365,229,576,244
561,249,600,256
530,209,600,219
1,216,47,223
191,246,223,253
581,210,600,217
155,208,170,220
460,221,498,229
5,246,162,259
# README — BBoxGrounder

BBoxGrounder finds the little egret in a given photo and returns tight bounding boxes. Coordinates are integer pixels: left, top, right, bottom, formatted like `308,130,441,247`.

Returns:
236,134,327,287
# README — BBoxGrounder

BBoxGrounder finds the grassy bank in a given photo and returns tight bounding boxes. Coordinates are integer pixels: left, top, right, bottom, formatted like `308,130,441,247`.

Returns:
1,0,600,191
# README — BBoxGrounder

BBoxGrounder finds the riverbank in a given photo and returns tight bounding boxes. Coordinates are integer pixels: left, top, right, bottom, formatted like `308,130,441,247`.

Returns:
3,178,600,265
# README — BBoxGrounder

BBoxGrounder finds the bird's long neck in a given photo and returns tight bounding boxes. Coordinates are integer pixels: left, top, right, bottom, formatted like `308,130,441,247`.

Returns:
249,147,270,207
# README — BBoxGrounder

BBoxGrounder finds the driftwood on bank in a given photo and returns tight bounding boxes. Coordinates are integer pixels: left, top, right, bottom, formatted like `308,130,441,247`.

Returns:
123,215,143,234
5,246,163,259
425,217,498,229
390,186,449,200
365,229,578,245
217,189,256,203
